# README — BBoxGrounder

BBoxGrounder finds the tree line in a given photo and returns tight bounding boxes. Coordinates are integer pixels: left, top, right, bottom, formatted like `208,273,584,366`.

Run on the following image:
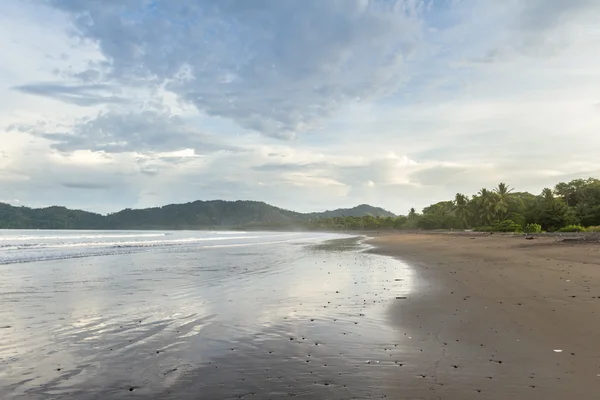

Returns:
0,200,391,230
306,177,600,233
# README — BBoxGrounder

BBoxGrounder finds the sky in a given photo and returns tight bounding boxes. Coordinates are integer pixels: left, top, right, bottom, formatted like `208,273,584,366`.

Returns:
1,0,600,215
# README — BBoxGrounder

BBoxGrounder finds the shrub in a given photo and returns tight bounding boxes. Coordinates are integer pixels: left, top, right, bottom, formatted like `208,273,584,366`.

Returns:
586,226,600,232
557,225,586,232
523,223,542,234
492,220,523,233
507,212,526,227
473,222,523,233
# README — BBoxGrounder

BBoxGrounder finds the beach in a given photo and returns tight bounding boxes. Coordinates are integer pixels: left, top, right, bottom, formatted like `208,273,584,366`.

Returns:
1,231,414,399
2,229,599,399
368,232,600,399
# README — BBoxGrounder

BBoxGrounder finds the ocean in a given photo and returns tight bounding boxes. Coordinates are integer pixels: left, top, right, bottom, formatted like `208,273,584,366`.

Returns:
0,230,414,399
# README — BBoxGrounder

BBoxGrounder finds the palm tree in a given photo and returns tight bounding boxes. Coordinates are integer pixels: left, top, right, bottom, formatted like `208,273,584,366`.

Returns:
494,182,513,203
494,182,514,218
494,182,513,196
433,203,451,228
453,193,472,228
408,207,417,220
477,188,499,225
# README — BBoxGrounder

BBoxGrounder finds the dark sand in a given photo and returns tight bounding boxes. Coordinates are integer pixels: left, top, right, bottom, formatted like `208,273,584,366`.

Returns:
368,232,600,399
1,237,418,399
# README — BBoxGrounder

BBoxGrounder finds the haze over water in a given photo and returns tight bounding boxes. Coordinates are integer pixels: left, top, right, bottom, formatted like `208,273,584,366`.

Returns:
0,230,414,399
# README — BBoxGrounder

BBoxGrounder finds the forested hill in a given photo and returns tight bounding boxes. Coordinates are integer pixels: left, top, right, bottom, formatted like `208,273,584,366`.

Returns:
308,204,395,218
0,200,395,230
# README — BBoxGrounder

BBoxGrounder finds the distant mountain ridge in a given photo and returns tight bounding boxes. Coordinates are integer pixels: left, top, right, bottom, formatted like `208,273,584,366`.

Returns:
0,200,395,230
309,204,396,218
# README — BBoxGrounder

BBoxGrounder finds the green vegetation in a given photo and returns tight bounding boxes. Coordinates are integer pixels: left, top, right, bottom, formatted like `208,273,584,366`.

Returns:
309,177,600,233
3,177,600,233
306,204,395,219
305,215,407,231
0,200,394,230
0,204,105,229
491,220,523,233
556,225,586,233
523,223,542,234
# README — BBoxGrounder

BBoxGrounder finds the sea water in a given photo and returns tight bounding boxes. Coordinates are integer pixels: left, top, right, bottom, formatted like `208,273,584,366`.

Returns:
0,230,414,399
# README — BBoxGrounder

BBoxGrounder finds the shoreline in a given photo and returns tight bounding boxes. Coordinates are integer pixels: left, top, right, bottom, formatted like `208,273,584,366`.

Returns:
3,231,599,399
366,232,600,399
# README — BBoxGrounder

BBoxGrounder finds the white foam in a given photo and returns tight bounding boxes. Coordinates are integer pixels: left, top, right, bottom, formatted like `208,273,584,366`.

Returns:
0,233,167,241
1,235,262,250
0,231,350,265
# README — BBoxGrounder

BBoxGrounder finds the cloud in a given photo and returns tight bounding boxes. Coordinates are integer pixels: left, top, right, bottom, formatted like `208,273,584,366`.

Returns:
516,0,599,33
12,110,239,154
251,162,333,172
61,181,112,189
2,0,600,215
12,82,127,106
409,165,470,186
508,0,600,56
46,0,425,138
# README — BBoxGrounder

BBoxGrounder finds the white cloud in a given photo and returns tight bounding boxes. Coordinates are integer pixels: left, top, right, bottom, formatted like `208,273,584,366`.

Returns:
1,0,600,214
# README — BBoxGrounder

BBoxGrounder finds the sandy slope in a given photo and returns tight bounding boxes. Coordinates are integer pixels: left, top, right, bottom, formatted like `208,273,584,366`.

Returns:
368,232,600,399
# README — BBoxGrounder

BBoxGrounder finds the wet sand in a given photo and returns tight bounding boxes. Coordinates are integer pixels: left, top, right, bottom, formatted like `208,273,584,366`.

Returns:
1,235,419,399
369,232,600,399
4,231,600,399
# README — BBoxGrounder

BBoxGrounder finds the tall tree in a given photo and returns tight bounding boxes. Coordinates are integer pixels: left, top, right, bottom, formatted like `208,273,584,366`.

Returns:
408,208,417,220
494,182,514,218
541,188,554,203
476,188,499,225
453,193,471,228
534,188,578,230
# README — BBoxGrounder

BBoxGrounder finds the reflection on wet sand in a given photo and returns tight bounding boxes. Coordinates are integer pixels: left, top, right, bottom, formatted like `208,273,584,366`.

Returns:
1,236,415,399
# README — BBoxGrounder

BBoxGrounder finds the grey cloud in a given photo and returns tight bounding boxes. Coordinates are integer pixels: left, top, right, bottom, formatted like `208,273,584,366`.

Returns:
253,155,417,193
135,155,203,177
139,166,159,176
251,158,410,189
409,165,469,186
509,0,600,54
334,157,407,186
61,181,112,189
443,0,600,67
73,69,102,82
48,0,425,138
157,156,200,164
252,162,332,172
5,178,139,214
19,110,240,154
517,0,599,32
0,149,141,213
12,82,126,106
